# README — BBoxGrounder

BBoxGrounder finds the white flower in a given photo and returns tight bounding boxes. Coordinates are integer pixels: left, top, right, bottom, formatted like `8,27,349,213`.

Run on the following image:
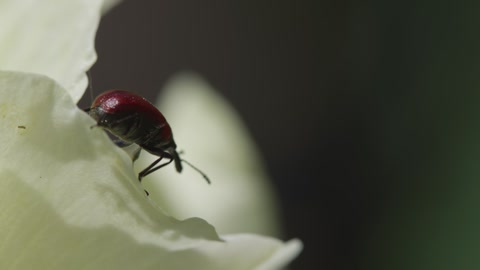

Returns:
0,1,302,269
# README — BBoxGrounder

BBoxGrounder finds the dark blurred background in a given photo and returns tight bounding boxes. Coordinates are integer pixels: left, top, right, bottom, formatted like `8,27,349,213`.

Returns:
80,1,480,269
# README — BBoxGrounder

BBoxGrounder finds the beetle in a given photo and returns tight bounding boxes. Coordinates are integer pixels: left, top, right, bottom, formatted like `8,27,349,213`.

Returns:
85,90,210,184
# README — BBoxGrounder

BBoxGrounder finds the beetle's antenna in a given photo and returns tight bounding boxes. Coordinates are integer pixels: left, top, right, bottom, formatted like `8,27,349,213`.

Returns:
181,159,211,184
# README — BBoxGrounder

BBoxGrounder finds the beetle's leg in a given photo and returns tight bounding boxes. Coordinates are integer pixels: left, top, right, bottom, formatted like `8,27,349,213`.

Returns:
138,155,174,182
138,155,164,182
138,154,170,197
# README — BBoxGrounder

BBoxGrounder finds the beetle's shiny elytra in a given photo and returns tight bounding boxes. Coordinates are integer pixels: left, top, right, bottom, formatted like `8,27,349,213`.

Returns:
85,90,210,183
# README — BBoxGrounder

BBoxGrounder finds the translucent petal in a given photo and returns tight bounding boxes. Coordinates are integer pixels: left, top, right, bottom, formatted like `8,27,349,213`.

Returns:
0,71,301,269
141,72,282,237
0,0,102,102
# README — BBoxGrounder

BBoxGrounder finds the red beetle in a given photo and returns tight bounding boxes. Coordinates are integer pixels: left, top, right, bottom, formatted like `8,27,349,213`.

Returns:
85,90,210,183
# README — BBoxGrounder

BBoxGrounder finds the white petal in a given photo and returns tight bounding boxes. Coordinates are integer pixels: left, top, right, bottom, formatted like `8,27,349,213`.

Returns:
0,0,103,102
141,72,282,237
0,71,301,269
191,235,302,270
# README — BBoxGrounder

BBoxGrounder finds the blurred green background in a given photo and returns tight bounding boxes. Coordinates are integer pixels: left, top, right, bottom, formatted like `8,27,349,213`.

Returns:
80,1,480,269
